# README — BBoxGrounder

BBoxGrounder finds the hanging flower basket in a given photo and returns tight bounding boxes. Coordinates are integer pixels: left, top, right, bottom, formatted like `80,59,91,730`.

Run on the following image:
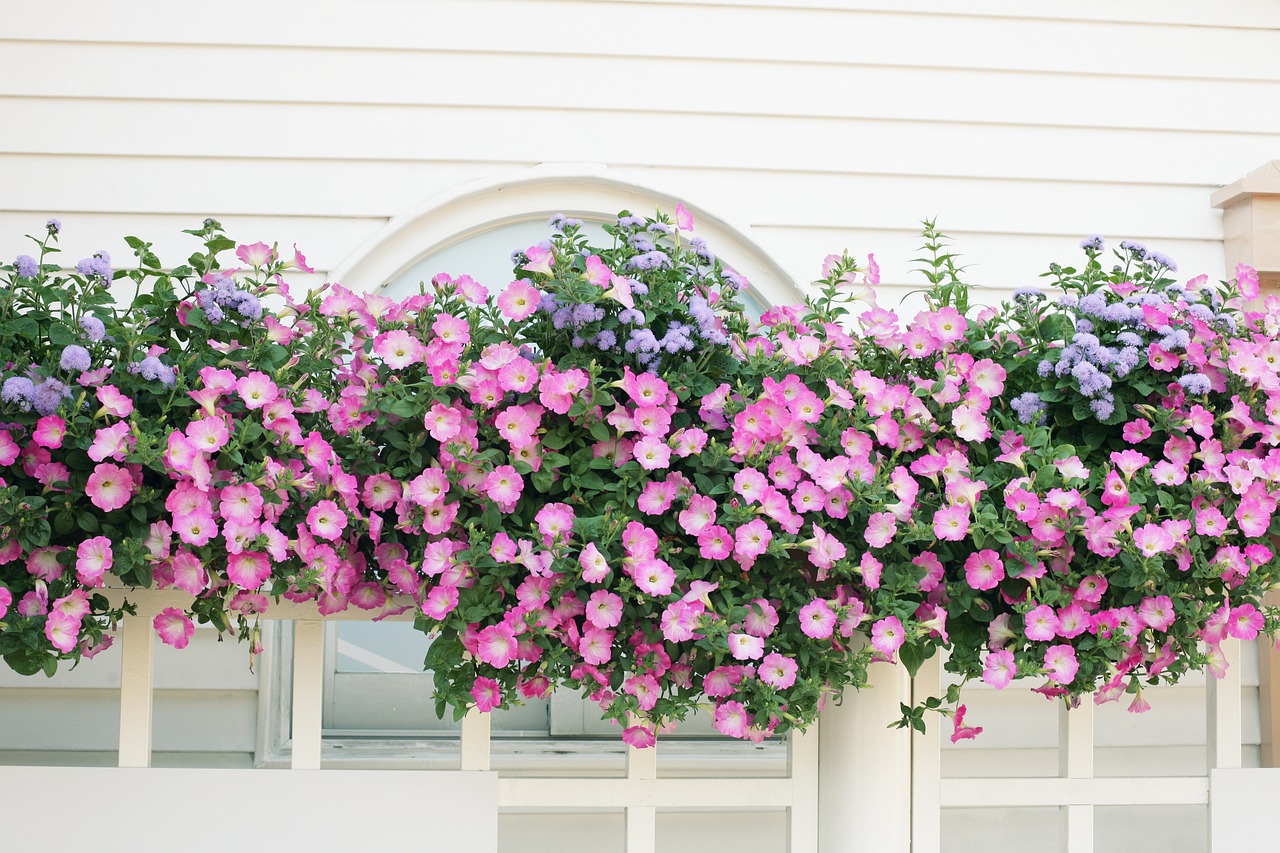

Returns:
0,209,1275,745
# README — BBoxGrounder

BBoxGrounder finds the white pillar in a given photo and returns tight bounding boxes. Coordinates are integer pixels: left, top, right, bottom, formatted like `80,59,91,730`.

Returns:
291,619,325,769
117,614,155,768
819,661,912,852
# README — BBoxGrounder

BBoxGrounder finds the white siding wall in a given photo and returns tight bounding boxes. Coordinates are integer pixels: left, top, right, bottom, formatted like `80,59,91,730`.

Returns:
2,2,1277,850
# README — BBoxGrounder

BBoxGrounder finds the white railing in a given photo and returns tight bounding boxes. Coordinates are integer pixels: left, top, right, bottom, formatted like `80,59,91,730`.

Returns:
106,589,825,853
909,641,1246,853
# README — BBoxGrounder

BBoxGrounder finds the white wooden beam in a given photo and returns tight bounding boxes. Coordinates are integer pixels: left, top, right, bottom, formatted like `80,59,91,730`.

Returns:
460,708,492,772
117,614,155,768
940,776,1208,807
788,725,820,853
910,653,943,853
498,777,795,809
291,619,325,770
1208,638,1243,771
625,716,658,853
819,660,911,852
1059,699,1095,853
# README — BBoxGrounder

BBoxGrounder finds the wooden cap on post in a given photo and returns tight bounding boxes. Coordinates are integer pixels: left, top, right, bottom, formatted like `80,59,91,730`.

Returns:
1211,160,1280,294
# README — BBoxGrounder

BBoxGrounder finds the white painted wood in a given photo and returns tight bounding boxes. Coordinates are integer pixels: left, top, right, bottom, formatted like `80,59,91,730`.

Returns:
461,709,493,772
9,42,1280,135
498,777,795,809
940,776,1208,807
624,715,658,853
1059,700,1095,853
1209,768,1280,849
0,766,499,851
606,0,1280,28
290,619,325,770
117,614,154,768
819,662,911,852
8,98,1277,189
787,726,819,853
6,0,1277,81
1209,638,1244,771
910,653,943,853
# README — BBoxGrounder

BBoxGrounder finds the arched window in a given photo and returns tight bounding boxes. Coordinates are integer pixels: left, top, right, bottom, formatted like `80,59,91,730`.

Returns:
262,165,801,751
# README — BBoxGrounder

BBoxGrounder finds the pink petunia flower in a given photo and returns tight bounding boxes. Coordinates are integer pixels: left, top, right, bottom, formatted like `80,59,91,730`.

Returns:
1043,644,1079,684
871,616,906,656
758,652,798,689
85,462,134,512
154,607,195,649
75,537,113,587
982,649,1016,689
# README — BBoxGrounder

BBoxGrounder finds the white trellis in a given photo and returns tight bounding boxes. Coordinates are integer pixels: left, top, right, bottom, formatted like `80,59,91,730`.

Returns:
107,590,832,853
11,588,1260,852
908,642,1246,853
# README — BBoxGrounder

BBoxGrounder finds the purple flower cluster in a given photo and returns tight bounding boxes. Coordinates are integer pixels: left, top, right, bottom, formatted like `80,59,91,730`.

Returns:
13,255,37,279
196,273,263,324
2,375,72,416
75,251,112,281
129,356,176,386
625,251,673,272
59,345,91,373
1010,392,1046,425
80,316,106,342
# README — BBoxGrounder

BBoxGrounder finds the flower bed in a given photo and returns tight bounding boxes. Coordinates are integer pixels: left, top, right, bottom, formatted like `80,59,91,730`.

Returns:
0,210,1276,745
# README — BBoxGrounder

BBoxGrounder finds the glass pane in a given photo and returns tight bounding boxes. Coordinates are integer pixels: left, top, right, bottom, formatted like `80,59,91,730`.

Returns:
335,621,430,673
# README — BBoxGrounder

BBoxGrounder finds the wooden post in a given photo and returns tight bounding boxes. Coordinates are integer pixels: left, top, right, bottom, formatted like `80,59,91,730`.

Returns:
819,662,911,852
117,614,155,768
290,619,325,770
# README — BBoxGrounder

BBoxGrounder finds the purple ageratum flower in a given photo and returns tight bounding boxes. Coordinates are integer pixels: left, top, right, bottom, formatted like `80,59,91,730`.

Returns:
1089,396,1115,421
132,356,175,386
1,376,35,410
594,330,617,350
1115,331,1143,348
1012,287,1042,302
1080,235,1105,252
1075,319,1095,334
32,378,70,416
690,237,714,262
625,328,660,354
75,251,112,280
618,308,646,326
616,215,646,229
1075,293,1107,317
628,279,650,297
230,291,263,321
13,255,38,279
1119,240,1148,261
1010,392,1046,425
46,219,61,235
647,222,672,236
626,251,672,272
1114,347,1142,378
1177,373,1211,395
1037,360,1054,377
80,316,106,342
59,345,91,373
627,235,656,252
1159,329,1190,352
1147,251,1177,273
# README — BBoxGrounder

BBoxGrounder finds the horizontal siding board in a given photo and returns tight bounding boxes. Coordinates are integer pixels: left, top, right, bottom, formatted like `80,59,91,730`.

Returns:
0,155,521,218
0,157,1225,238
0,213,386,274
604,0,1280,29
6,43,1280,135
5,1,1278,81
6,99,1278,187
751,226,1229,296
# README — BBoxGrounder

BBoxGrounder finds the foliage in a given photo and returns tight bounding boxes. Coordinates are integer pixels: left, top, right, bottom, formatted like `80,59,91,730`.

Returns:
0,211,1276,745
